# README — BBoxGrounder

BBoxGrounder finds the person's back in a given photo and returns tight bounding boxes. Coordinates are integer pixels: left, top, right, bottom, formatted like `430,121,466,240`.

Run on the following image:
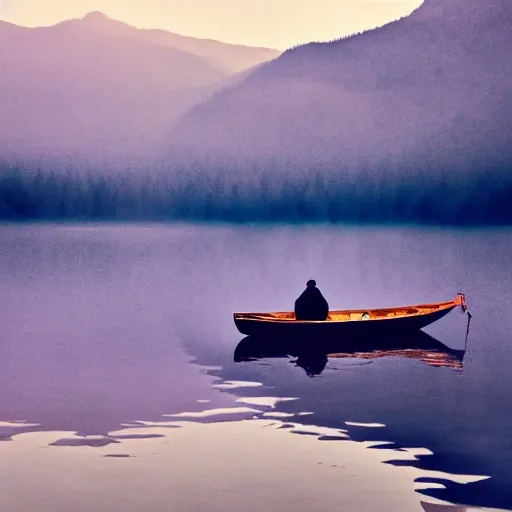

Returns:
294,280,329,321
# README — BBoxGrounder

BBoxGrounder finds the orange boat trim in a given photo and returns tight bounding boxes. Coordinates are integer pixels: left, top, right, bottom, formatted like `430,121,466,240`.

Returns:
234,293,466,325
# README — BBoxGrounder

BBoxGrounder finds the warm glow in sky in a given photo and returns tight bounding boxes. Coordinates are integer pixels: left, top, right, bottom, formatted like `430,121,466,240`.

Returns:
0,0,422,49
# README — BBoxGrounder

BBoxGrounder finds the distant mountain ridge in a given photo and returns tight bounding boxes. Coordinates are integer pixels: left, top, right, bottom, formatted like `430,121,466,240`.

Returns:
2,0,512,224
63,12,279,75
0,13,280,168
168,0,512,175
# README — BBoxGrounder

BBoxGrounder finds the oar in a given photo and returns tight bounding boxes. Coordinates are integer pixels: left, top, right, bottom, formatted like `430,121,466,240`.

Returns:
457,292,472,351
464,310,472,351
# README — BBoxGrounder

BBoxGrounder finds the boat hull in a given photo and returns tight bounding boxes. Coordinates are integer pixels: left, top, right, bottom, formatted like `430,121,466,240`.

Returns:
234,304,458,338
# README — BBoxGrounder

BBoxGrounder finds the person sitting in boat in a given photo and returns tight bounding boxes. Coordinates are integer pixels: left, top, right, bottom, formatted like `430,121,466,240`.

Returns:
294,280,329,321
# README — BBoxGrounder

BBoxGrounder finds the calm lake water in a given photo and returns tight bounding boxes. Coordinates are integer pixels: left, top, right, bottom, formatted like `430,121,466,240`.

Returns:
1,223,511,512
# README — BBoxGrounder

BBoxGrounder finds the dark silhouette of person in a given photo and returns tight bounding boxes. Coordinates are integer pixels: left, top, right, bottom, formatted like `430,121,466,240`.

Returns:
294,280,329,321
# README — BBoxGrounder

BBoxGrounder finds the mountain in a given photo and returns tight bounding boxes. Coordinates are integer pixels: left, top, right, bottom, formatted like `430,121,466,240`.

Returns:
0,13,279,168
64,12,279,75
169,0,512,180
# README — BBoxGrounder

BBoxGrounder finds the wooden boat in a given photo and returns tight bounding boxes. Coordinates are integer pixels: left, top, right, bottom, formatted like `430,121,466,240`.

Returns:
233,293,467,338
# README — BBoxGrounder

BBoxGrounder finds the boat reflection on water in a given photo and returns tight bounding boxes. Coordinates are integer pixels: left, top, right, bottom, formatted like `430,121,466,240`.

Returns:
233,330,466,377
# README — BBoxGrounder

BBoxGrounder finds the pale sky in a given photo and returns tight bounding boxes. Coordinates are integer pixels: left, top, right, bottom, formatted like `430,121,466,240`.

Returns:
0,0,422,49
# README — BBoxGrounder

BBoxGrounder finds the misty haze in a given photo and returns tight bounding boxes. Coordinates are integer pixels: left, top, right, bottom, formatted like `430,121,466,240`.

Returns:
1,1,512,511
1,0,511,225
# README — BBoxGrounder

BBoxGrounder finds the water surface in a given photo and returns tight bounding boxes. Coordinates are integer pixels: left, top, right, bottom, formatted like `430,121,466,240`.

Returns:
1,224,511,511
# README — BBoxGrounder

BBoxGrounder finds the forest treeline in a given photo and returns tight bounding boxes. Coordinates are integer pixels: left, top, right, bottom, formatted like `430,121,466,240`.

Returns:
1,164,511,225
